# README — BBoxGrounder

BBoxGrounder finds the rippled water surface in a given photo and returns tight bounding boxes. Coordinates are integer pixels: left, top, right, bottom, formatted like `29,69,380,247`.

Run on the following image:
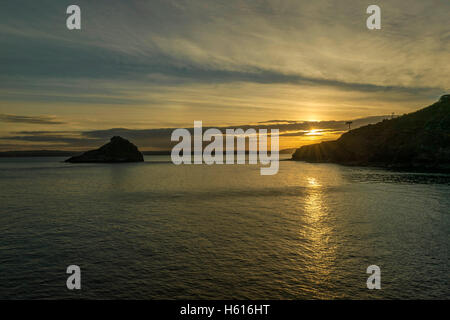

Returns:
0,156,449,299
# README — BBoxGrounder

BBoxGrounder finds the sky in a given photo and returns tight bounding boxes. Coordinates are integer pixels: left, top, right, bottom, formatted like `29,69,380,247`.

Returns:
0,0,449,151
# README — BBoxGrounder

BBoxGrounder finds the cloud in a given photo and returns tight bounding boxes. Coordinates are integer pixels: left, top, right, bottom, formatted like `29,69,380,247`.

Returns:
258,120,302,124
279,129,344,137
0,135,89,144
0,0,448,139
1,115,388,151
0,1,448,103
0,114,65,125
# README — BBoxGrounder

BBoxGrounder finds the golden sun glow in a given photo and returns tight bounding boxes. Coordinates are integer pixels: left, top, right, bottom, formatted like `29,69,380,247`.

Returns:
305,129,324,136
307,177,321,187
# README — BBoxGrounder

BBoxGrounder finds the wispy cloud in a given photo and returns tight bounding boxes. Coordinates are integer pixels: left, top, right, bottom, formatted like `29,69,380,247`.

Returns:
0,0,448,138
1,1,448,93
0,114,65,125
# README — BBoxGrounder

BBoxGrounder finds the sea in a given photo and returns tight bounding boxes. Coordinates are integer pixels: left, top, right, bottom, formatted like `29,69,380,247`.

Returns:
0,155,449,299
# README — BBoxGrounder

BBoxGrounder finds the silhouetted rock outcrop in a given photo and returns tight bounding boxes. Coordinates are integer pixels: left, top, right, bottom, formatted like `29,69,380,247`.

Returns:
292,95,450,171
65,136,144,163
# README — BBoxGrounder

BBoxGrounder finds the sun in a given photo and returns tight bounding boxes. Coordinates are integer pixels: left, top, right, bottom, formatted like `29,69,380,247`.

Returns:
305,129,322,136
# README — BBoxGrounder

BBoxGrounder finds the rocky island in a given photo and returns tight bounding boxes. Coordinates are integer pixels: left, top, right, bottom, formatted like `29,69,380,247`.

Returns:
65,136,144,163
292,95,450,171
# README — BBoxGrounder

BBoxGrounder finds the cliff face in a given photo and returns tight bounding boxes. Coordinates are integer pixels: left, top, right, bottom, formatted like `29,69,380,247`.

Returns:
292,95,450,171
65,136,144,163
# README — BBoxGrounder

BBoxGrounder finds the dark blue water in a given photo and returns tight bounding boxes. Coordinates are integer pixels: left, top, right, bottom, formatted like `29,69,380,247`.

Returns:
0,156,449,299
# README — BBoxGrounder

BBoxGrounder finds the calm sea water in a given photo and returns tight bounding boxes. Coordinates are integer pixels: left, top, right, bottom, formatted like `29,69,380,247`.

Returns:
0,156,449,299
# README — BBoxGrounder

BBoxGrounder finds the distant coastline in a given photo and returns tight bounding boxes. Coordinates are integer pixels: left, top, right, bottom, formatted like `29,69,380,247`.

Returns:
0,150,171,158
0,149,297,158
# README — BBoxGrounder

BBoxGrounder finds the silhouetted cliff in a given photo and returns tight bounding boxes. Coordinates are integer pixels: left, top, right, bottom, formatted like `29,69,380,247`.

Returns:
292,95,450,171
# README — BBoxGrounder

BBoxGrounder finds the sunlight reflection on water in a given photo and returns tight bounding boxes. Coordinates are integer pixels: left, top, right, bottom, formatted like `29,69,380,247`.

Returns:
0,156,449,299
